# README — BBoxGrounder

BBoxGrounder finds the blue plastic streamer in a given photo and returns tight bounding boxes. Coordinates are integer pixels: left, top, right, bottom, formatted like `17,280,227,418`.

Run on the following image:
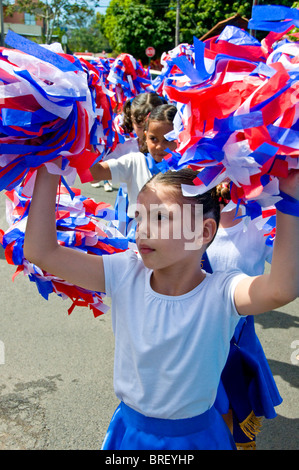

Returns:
249,5,299,31
217,25,261,46
251,5,299,21
251,142,278,166
263,215,276,233
196,134,229,163
2,108,58,127
267,125,299,150
1,228,23,247
193,36,211,81
248,20,299,33
61,176,76,200
214,111,264,132
5,30,82,73
250,62,277,79
29,274,53,300
196,165,224,186
172,56,207,84
12,238,24,265
244,200,262,220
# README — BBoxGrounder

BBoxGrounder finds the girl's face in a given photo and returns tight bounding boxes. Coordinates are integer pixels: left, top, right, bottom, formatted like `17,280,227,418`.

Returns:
135,184,205,272
131,118,145,142
145,120,177,162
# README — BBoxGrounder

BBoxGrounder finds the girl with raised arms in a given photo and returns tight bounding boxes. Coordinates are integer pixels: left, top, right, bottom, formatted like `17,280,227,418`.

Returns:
23,164,299,450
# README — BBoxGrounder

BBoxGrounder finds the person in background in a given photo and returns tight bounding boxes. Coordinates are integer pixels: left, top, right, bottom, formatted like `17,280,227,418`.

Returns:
90,104,177,238
92,92,167,191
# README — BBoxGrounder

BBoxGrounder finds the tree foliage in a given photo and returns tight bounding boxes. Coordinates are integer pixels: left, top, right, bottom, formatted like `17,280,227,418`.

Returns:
103,0,174,62
4,0,298,57
67,13,111,53
166,0,253,44
103,0,297,61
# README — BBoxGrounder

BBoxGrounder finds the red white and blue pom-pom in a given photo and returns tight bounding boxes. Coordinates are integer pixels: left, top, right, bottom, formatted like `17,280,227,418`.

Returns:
155,5,299,221
105,53,153,112
0,4,298,316
0,34,156,191
0,31,104,189
0,175,129,316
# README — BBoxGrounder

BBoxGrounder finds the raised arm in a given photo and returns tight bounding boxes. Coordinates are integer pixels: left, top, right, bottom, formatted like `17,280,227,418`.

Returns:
23,163,106,293
235,170,299,316
89,161,112,183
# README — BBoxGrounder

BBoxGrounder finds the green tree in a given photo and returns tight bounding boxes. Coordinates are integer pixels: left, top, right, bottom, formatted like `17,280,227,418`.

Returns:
67,13,111,53
103,0,174,62
166,0,252,44
103,0,298,61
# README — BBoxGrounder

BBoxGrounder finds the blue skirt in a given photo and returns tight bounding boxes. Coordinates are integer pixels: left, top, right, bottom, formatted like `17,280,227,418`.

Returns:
101,402,237,450
214,315,282,444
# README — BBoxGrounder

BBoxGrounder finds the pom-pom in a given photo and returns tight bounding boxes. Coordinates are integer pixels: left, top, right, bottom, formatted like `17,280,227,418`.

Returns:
0,177,129,317
155,14,299,219
0,31,103,189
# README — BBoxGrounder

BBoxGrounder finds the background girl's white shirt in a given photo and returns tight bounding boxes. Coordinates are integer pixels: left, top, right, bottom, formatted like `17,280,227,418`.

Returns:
103,138,139,161
107,152,152,218
207,220,273,276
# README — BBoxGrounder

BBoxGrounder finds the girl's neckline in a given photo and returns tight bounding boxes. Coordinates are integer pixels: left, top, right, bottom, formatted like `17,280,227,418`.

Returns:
146,270,209,300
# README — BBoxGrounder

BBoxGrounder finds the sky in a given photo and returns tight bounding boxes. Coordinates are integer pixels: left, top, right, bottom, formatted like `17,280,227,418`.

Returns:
95,1,110,15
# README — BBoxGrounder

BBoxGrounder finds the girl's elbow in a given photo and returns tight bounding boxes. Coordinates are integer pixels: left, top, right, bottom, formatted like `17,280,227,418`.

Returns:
271,287,298,310
23,243,41,267
23,238,50,268
90,162,110,182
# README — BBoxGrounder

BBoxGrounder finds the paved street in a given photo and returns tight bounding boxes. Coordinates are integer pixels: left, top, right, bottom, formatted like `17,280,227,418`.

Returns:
0,177,298,450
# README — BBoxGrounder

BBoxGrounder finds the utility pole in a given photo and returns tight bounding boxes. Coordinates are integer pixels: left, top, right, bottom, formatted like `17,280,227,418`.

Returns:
250,0,259,38
0,0,4,47
175,0,180,46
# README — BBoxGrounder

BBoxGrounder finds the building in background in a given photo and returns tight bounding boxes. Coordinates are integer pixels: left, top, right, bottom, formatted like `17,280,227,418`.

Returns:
2,0,43,41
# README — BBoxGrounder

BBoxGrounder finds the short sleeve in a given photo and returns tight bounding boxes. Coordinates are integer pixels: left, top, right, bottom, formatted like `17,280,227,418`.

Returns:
226,271,249,320
107,153,134,185
102,250,138,297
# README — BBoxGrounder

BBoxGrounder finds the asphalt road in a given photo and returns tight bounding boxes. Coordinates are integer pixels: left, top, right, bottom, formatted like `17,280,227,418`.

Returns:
0,178,298,450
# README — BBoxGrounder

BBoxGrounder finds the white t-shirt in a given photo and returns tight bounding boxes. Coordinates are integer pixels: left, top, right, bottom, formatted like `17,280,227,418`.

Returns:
104,138,139,161
103,249,246,420
107,152,152,218
207,220,273,276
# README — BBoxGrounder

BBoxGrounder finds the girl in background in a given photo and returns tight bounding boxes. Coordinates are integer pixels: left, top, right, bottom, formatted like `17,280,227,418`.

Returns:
90,104,177,238
92,92,167,191
122,92,167,152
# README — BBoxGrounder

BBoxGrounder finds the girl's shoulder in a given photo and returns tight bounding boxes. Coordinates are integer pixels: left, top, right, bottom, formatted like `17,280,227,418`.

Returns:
104,248,141,269
205,269,248,300
103,248,145,296
115,150,145,164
